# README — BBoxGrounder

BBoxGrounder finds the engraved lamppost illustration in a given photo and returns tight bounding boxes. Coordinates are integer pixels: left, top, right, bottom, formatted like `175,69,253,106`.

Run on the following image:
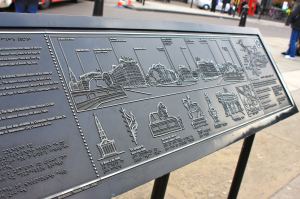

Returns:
204,92,227,128
182,95,209,130
94,113,124,160
120,107,138,145
236,85,262,117
149,102,184,137
216,88,245,121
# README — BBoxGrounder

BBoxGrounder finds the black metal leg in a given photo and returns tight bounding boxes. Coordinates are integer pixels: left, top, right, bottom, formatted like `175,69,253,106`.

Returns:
92,0,104,16
228,134,255,199
151,173,170,199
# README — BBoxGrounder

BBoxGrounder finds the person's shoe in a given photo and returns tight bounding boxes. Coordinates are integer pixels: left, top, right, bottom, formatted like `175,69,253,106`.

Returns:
281,52,288,55
284,55,296,60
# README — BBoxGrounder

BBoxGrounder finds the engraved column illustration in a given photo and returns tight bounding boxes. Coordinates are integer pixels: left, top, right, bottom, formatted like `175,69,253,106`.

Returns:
216,88,245,121
149,102,184,137
182,95,209,132
94,113,124,160
204,92,227,128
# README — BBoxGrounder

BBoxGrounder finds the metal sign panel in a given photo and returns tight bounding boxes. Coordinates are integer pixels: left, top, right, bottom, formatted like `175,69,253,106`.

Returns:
0,14,297,199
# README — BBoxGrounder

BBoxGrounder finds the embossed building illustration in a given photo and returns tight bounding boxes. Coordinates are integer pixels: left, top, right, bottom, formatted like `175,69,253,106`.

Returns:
94,114,123,159
111,56,146,88
218,62,245,81
149,102,184,137
195,58,220,81
216,88,245,121
146,63,178,86
68,67,126,111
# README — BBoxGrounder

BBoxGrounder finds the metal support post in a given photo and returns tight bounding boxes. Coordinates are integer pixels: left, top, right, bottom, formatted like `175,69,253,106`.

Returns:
228,134,255,199
151,173,170,199
93,0,104,16
239,5,249,27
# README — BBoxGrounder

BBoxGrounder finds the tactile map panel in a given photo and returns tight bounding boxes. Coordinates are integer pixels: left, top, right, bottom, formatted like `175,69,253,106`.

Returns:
0,32,294,199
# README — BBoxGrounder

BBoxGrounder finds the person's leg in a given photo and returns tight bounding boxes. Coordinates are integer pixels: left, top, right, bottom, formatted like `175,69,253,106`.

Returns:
27,0,38,13
289,29,300,57
15,0,26,13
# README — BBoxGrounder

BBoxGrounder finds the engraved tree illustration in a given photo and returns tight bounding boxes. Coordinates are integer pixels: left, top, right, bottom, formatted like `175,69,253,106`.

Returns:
120,107,138,145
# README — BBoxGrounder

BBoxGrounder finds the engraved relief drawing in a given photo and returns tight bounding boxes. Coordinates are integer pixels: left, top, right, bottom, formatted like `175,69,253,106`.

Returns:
94,114,124,160
120,107,138,145
237,39,268,76
53,35,252,112
216,88,245,121
182,95,209,131
204,92,227,128
236,85,262,117
149,102,184,137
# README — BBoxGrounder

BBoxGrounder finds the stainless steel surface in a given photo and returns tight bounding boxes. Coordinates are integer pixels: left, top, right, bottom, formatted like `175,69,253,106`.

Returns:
0,14,297,199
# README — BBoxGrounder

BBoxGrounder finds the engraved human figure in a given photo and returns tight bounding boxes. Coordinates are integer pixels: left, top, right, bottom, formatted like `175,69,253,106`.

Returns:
182,95,209,130
182,95,203,120
149,102,184,137
157,102,169,120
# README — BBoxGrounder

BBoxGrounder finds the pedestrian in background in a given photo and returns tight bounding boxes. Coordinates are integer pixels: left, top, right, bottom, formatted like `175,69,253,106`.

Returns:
282,4,300,59
15,0,39,13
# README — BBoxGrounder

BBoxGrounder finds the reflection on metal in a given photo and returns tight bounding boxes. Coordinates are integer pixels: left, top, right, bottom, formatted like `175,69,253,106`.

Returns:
237,39,268,76
204,92,227,128
111,56,146,88
195,58,220,81
182,95,208,129
219,62,245,82
216,88,245,121
120,107,138,145
94,114,124,160
149,102,184,137
236,85,262,117
146,63,178,86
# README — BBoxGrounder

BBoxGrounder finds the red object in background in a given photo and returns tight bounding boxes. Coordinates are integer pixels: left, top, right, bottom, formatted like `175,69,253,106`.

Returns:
39,0,77,9
237,0,257,16
248,0,256,16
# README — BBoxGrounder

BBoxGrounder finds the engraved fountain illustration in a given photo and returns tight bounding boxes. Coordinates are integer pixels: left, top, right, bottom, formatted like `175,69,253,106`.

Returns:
182,95,209,132
94,113,124,160
216,88,245,121
149,102,184,137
